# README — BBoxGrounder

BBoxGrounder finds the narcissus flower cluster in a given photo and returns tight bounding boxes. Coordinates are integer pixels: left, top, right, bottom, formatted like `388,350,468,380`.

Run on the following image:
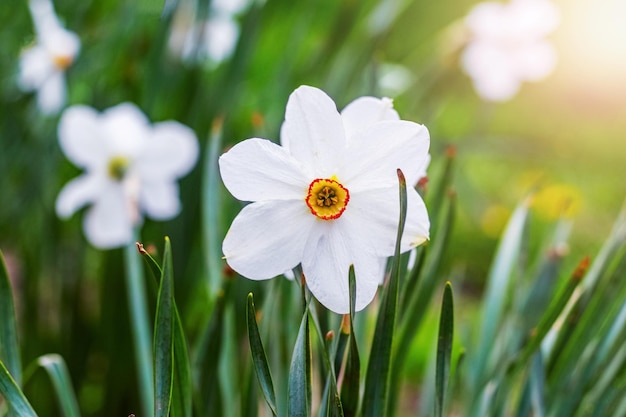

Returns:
18,0,80,115
220,85,430,313
461,0,560,101
56,103,198,248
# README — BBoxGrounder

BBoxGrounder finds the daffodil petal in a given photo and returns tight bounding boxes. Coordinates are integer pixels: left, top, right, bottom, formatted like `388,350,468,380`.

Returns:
342,186,429,257
83,182,134,249
37,71,65,115
18,46,52,91
341,96,399,141
403,189,430,249
375,256,389,285
515,41,556,81
44,26,80,59
140,181,181,220
58,105,108,169
219,138,308,202
465,2,507,39
510,0,560,37
302,223,380,314
281,85,346,177
340,120,430,190
101,103,151,156
136,121,199,180
223,200,314,279
56,174,103,218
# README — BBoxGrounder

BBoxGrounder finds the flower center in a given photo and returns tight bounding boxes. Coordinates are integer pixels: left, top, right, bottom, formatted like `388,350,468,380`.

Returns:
107,156,130,181
52,54,73,70
305,177,350,220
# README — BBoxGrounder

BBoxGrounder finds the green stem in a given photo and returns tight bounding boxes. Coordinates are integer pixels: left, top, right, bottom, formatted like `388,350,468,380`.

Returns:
124,231,154,417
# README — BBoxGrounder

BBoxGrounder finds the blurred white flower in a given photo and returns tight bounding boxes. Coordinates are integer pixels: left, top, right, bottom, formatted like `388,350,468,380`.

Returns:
377,63,415,97
168,0,250,66
461,0,560,102
220,86,430,313
56,103,199,249
18,0,80,115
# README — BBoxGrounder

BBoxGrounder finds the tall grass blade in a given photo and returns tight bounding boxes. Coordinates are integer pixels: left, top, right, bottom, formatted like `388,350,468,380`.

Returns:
137,242,192,417
202,117,225,297
362,169,407,417
0,360,37,417
434,282,454,417
154,238,174,417
341,266,360,417
389,190,456,416
37,354,80,417
308,305,343,417
288,302,312,417
514,256,588,368
246,293,278,416
171,305,192,417
0,250,21,386
193,284,229,415
473,199,530,384
529,353,546,417
124,231,154,417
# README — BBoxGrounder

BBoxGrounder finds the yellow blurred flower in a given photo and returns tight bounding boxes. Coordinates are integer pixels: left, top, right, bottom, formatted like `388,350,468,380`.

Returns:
481,204,512,238
531,184,582,220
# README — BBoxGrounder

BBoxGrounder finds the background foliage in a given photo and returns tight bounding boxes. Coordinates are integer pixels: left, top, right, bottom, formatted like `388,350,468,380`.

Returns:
1,0,625,416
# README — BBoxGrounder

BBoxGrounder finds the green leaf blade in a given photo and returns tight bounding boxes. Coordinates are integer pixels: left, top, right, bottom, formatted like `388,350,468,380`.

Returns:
37,354,80,417
434,282,454,417
288,304,312,417
472,199,530,384
246,293,278,416
0,360,37,417
341,266,360,417
362,169,407,417
154,238,174,417
0,250,21,386
170,306,192,417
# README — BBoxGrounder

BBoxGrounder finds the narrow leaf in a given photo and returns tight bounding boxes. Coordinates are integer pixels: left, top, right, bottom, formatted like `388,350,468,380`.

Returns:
514,257,587,368
193,285,229,415
434,282,454,417
123,232,154,417
154,238,174,417
171,308,192,417
202,117,225,296
0,360,37,417
288,303,311,417
389,190,456,417
341,266,360,417
529,353,546,417
473,199,530,384
0,250,21,386
247,293,278,416
307,307,343,417
362,169,407,417
137,242,192,417
37,354,80,417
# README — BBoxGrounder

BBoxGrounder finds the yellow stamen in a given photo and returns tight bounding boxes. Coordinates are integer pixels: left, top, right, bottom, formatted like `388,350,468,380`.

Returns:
52,54,73,70
305,177,349,220
107,156,130,181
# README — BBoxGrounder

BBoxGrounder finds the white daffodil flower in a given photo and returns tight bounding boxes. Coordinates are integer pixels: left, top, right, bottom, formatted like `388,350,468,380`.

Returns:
461,0,560,102
220,86,430,314
168,0,250,66
18,0,80,115
56,103,199,249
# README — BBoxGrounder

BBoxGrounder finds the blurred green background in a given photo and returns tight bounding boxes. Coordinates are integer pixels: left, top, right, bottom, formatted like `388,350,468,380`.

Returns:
1,0,625,415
